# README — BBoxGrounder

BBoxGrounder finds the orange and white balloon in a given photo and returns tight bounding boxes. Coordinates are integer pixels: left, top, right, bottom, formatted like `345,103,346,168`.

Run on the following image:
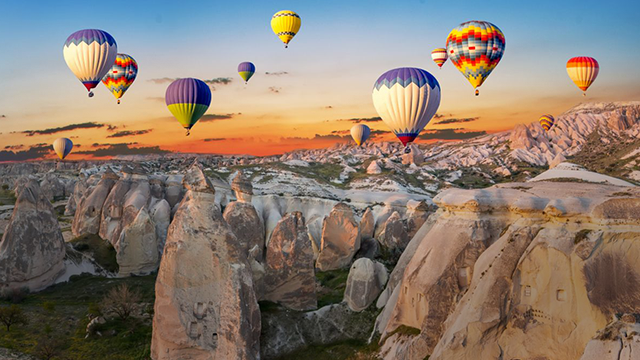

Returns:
566,56,599,96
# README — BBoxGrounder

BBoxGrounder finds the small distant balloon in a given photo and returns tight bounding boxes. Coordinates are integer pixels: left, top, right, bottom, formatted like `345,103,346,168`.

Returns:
238,62,256,84
350,124,371,146
539,114,555,131
566,56,599,96
431,48,448,68
165,78,212,136
63,29,117,97
446,21,505,95
271,10,301,48
372,67,441,147
102,54,138,104
53,138,73,160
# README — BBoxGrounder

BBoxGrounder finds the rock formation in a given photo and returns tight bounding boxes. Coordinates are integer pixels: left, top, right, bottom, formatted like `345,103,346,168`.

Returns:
376,182,640,360
65,177,88,216
0,178,65,291
231,172,253,203
316,203,361,271
151,162,260,359
344,258,387,312
376,211,409,254
224,173,264,261
149,199,171,256
116,207,158,277
264,212,317,311
163,175,183,209
405,200,432,239
72,168,118,237
366,160,382,175
359,207,375,240
579,316,640,360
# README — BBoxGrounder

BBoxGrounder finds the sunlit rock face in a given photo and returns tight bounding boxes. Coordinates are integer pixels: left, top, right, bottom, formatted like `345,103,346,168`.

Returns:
0,178,65,292
151,162,260,360
316,202,361,271
376,181,640,360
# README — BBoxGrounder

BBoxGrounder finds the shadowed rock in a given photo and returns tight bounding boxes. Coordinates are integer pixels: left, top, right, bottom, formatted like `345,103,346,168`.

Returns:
223,201,265,261
264,212,317,311
232,171,253,203
0,178,65,291
72,168,118,237
344,258,387,312
116,207,158,277
316,203,361,271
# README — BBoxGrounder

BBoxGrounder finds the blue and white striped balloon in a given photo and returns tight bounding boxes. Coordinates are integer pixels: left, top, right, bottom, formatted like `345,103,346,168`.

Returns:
372,68,441,146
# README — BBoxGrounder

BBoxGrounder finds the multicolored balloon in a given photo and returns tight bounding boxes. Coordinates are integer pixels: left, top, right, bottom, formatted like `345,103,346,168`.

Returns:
53,138,73,160
539,114,555,131
350,124,371,146
566,57,599,96
431,48,448,68
63,29,117,97
372,68,441,146
102,54,138,104
271,10,301,48
165,78,212,136
238,62,256,84
446,21,505,96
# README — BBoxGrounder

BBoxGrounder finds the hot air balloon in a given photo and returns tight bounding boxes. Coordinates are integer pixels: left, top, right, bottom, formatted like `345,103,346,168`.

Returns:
431,48,448,68
102,54,138,104
53,138,73,160
63,29,117,97
238,62,256,84
165,78,212,136
446,21,505,96
372,67,441,147
350,124,371,146
539,114,555,131
271,10,301,48
567,57,599,96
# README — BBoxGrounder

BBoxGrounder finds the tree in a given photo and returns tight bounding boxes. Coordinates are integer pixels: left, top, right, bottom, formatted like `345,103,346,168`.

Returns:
0,305,28,331
35,335,62,360
100,284,142,320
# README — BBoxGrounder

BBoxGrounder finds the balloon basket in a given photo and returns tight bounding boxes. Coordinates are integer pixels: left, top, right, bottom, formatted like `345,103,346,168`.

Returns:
117,99,121,104
88,91,94,98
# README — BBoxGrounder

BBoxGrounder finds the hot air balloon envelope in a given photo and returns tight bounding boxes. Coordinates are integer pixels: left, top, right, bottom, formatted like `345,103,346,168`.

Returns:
567,57,599,94
238,62,256,83
102,54,138,104
271,10,301,47
165,78,212,134
431,48,448,68
53,138,73,160
350,124,371,146
63,29,117,96
446,21,505,94
372,67,441,146
539,115,555,131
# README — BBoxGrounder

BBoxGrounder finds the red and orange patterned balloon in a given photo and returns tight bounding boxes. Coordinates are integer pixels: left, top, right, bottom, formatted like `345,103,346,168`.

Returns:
566,56,599,96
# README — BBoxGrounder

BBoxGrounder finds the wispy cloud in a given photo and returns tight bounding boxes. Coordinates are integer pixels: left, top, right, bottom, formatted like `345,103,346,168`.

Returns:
4,145,24,150
148,77,233,90
91,142,138,148
268,86,281,94
265,71,289,76
21,122,104,136
0,144,51,161
203,137,242,142
418,128,486,140
75,143,169,157
339,117,382,123
433,117,479,125
200,113,240,122
107,130,152,138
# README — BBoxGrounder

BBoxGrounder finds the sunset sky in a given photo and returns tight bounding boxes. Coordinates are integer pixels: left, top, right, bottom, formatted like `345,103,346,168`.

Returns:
1,0,639,161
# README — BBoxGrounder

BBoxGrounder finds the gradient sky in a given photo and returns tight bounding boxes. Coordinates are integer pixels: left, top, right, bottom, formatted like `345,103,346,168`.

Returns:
1,0,639,160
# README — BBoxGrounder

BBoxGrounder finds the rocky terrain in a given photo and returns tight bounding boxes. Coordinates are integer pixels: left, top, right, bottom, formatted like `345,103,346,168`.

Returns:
0,101,640,359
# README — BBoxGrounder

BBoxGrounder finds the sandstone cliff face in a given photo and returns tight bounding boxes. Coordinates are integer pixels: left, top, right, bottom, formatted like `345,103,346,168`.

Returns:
72,169,118,237
316,203,361,271
264,212,317,311
378,182,640,360
223,202,265,261
151,163,260,360
116,207,158,277
0,179,65,291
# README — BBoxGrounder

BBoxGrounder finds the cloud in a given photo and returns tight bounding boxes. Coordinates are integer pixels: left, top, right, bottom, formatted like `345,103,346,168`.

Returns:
4,145,24,150
418,128,487,140
200,113,240,122
148,77,232,90
106,124,119,131
265,71,288,76
339,117,382,123
147,96,165,102
268,87,281,94
369,130,392,138
0,144,52,162
91,142,138,148
324,106,333,109
75,143,170,157
331,130,350,135
22,122,104,136
107,130,152,138
203,137,242,142
433,117,479,125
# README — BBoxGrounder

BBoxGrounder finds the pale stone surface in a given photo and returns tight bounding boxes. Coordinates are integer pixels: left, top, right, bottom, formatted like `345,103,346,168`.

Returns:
231,171,253,203
116,207,158,277
0,178,65,292
405,200,432,239
367,161,382,174
344,258,388,312
316,203,361,271
72,169,118,237
151,162,260,360
149,199,170,256
359,207,375,240
580,318,640,360
550,152,567,168
377,211,409,254
264,212,317,311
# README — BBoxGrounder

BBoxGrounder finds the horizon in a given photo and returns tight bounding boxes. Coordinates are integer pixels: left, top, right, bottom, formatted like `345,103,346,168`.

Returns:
1,0,639,161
